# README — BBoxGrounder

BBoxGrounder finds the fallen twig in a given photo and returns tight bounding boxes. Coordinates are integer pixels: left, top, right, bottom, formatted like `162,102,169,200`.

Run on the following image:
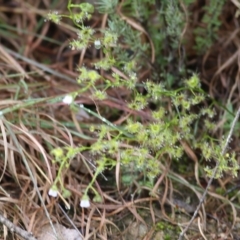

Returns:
0,213,37,240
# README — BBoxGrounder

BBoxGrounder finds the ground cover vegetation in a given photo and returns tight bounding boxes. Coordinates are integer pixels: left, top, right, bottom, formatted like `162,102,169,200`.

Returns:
0,0,240,239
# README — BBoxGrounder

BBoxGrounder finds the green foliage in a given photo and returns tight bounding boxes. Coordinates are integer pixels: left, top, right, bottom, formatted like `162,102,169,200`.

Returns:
165,1,184,49
47,0,239,202
46,11,62,24
155,221,180,239
194,0,226,52
96,0,118,14
145,0,186,73
223,103,240,132
50,146,79,196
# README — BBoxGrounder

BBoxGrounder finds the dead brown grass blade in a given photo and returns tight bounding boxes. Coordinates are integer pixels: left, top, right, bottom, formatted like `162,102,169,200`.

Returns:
0,45,29,79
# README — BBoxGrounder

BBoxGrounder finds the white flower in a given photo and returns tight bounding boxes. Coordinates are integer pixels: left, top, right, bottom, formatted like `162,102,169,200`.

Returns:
62,95,73,104
94,40,101,49
80,198,90,208
48,187,58,198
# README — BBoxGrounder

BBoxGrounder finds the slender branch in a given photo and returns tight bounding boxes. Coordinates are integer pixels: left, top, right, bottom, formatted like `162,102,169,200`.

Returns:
178,106,240,240
0,213,37,240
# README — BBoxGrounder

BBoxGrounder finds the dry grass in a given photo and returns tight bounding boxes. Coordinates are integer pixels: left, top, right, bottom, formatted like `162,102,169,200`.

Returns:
0,0,240,240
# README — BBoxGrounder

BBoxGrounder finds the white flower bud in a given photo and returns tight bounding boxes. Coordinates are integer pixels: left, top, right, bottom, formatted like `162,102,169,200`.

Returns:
62,95,73,104
48,187,58,198
80,197,90,208
94,40,101,49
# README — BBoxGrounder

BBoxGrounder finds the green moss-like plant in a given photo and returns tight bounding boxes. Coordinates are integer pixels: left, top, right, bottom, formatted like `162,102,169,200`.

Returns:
47,0,238,202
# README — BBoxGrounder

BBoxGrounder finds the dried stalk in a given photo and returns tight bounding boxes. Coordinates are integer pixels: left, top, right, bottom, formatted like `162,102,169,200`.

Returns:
0,213,37,240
